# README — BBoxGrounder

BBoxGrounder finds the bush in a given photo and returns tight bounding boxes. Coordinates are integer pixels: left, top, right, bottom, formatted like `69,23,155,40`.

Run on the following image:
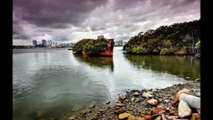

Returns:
160,48,173,55
73,38,108,53
175,49,187,56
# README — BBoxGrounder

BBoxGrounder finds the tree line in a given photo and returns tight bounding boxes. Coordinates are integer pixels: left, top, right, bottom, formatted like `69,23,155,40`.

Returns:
123,19,200,57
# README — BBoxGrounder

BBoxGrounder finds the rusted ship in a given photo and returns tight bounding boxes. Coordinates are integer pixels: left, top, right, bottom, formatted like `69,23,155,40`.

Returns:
73,36,114,57
82,39,114,57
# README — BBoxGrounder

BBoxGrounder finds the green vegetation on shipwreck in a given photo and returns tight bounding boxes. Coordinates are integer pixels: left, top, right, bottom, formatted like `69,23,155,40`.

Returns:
72,38,109,54
123,20,200,57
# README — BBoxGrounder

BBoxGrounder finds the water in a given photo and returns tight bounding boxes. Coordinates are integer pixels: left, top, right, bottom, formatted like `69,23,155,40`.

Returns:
13,47,200,120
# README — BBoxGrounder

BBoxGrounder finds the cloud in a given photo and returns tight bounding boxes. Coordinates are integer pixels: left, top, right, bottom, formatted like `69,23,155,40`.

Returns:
13,0,200,45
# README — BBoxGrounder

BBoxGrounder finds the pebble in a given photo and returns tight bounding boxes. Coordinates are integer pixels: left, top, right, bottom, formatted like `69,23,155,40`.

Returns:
147,99,158,106
142,92,153,98
118,113,130,119
115,102,125,107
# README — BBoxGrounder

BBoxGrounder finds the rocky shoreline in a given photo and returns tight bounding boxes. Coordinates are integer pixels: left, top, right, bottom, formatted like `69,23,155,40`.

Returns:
66,80,200,120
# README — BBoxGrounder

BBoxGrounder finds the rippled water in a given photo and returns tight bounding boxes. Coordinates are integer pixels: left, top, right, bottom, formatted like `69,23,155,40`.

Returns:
13,47,200,120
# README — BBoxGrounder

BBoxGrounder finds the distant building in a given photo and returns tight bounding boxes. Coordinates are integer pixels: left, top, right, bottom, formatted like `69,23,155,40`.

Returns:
32,40,37,47
97,35,104,39
42,39,47,47
115,40,123,46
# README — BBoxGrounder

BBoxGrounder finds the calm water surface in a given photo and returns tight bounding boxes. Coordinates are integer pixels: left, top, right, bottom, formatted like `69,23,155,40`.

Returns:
13,47,200,120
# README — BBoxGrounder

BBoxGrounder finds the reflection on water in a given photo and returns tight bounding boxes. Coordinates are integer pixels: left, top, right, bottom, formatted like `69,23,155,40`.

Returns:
125,55,200,79
73,54,114,72
13,48,199,120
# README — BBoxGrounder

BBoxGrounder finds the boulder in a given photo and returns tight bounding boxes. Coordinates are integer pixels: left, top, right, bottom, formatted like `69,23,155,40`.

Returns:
147,99,158,106
178,100,192,118
179,93,200,112
118,113,131,119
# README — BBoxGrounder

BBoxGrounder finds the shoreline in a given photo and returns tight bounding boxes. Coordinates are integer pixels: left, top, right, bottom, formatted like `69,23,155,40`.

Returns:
66,80,200,120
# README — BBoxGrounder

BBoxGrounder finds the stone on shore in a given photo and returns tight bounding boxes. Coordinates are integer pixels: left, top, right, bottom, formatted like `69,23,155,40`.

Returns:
131,97,136,103
119,95,126,101
147,99,158,106
151,106,166,114
178,100,192,118
118,113,131,119
115,102,125,107
67,116,76,120
161,114,167,120
114,109,126,114
142,92,153,98
128,115,138,120
155,116,161,120
133,91,140,96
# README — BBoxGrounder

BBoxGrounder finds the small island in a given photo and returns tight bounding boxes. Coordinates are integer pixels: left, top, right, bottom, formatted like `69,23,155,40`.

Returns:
72,36,114,57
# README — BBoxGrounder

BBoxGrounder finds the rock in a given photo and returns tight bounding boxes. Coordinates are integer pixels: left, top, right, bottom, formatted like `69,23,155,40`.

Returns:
106,101,110,104
67,116,75,120
169,106,178,116
119,95,126,101
135,98,142,103
185,77,190,80
155,116,161,120
114,109,126,114
147,99,158,106
89,103,95,108
165,115,178,120
151,106,166,114
142,92,153,98
179,93,200,112
143,115,152,120
133,91,140,96
178,100,192,118
36,110,47,118
190,113,200,120
161,114,167,120
195,78,200,81
115,102,125,107
136,117,145,120
131,97,136,103
128,115,138,120
164,99,169,103
118,113,131,119
173,88,191,105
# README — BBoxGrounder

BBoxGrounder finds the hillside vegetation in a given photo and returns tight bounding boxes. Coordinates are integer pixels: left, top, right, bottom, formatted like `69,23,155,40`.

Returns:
123,20,200,57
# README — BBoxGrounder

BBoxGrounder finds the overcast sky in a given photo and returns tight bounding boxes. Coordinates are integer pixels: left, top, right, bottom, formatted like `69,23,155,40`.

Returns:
13,0,200,45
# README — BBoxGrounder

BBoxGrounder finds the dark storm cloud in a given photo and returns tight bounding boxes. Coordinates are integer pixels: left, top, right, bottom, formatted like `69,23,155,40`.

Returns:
13,0,107,27
13,0,200,45
13,34,30,40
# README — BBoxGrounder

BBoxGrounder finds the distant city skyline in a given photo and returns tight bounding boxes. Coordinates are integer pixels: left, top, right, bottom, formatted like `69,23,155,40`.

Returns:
13,0,200,45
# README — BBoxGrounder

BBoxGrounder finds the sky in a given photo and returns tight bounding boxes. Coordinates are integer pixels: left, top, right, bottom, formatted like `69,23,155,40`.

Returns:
13,0,200,45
